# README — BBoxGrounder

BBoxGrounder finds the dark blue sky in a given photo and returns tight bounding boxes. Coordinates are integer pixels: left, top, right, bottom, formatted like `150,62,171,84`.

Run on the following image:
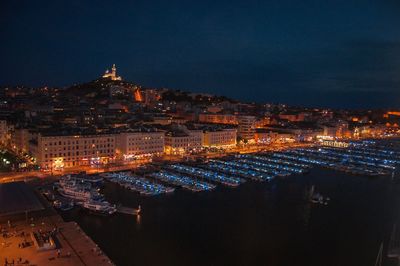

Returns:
1,0,400,108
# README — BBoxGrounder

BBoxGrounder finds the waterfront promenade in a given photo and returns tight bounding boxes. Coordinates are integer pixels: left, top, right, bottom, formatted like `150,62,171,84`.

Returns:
0,142,311,184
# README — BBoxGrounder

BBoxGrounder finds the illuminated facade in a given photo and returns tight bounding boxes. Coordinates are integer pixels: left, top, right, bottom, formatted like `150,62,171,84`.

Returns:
164,130,203,155
254,130,279,144
320,140,349,148
31,133,116,170
116,131,164,160
321,122,349,138
203,129,237,147
102,64,122,81
237,115,256,141
254,116,271,128
198,113,238,125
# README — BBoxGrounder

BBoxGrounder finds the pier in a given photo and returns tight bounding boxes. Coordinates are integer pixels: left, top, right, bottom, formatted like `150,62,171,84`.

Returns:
0,215,113,266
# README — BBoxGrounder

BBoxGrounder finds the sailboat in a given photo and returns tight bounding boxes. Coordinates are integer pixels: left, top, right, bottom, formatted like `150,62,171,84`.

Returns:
375,242,383,266
388,225,400,259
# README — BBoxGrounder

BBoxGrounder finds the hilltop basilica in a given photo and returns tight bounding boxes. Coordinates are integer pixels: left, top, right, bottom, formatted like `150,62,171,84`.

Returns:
102,64,122,81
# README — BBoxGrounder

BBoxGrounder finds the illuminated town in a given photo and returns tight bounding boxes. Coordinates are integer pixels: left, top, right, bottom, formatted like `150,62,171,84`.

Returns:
2,2,400,266
2,64,399,174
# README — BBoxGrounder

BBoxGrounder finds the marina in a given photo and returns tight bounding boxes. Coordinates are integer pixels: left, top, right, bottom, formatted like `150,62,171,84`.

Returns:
43,140,400,220
39,139,400,265
102,172,175,196
23,138,400,266
148,170,216,192
164,164,244,187
51,175,116,216
206,160,273,181
60,164,400,266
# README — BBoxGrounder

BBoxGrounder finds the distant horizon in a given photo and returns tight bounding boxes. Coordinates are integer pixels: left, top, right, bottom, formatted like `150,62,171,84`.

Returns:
1,67,399,111
2,1,400,109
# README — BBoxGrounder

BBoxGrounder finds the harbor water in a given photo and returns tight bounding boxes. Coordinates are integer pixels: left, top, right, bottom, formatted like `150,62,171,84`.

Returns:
61,167,400,266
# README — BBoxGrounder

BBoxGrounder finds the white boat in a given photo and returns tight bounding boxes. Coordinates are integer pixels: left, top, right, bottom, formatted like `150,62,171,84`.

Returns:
59,176,91,190
57,183,103,202
57,175,104,202
83,200,117,216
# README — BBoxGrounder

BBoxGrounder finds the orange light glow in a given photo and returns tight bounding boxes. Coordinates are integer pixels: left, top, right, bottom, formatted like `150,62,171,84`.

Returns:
134,88,143,102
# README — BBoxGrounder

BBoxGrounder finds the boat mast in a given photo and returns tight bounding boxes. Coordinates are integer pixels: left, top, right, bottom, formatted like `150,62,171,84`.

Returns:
375,242,383,266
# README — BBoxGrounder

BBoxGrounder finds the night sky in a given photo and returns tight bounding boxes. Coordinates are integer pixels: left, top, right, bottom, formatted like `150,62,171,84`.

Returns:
1,0,400,108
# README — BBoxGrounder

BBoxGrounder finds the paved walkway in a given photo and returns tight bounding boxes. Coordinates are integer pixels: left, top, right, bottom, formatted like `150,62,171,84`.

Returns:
0,215,113,266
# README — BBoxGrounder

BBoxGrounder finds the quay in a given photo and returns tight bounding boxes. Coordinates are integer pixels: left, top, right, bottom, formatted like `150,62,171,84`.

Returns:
0,181,114,266
0,215,114,266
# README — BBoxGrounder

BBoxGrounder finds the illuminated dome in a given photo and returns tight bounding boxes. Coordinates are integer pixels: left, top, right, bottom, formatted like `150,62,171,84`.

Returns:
102,64,122,81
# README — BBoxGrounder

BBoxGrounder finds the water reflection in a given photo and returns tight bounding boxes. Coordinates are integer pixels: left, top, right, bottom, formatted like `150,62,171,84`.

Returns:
136,214,141,229
60,168,398,266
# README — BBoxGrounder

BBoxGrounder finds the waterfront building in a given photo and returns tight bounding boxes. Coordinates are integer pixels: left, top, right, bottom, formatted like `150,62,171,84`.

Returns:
237,115,256,141
254,129,295,144
116,129,165,160
164,129,203,155
265,123,322,142
254,129,279,144
203,128,237,148
357,124,387,138
321,122,349,138
30,132,117,170
320,140,349,148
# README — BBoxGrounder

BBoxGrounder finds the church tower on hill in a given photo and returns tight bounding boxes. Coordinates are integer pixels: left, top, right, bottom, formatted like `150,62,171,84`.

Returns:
102,64,122,81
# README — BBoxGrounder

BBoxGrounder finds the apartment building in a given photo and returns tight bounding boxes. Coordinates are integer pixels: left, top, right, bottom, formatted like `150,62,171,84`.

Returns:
198,113,238,125
31,133,117,170
116,130,165,160
203,128,237,147
237,115,256,141
164,130,203,155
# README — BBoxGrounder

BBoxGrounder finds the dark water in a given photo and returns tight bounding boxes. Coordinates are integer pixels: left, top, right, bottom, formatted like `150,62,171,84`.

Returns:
61,168,400,266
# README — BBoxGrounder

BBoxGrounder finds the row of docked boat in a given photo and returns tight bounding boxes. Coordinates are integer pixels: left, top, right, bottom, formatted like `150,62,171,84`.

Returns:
101,172,175,196
54,175,117,215
273,145,398,176
202,161,272,182
209,159,276,179
165,164,244,187
149,170,216,192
